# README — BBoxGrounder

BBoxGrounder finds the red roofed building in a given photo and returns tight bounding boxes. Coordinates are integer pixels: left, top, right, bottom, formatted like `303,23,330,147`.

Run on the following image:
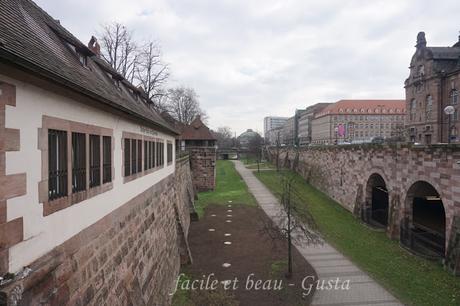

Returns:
178,115,217,150
173,116,217,191
311,100,406,145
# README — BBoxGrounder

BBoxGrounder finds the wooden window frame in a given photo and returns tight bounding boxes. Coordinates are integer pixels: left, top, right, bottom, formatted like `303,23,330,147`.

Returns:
38,116,114,216
122,132,169,183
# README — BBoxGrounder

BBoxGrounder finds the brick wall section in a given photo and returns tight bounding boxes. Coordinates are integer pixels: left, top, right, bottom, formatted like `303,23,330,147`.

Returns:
0,81,26,275
0,157,194,305
188,147,216,192
174,155,195,264
268,145,460,262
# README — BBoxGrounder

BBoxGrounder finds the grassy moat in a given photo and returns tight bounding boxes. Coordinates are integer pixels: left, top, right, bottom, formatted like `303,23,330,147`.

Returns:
255,168,460,306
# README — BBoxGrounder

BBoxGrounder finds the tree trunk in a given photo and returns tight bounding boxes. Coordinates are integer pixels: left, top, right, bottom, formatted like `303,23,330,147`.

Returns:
286,182,293,278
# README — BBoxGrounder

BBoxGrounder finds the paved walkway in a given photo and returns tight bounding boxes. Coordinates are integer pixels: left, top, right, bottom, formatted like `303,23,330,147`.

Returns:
233,161,402,306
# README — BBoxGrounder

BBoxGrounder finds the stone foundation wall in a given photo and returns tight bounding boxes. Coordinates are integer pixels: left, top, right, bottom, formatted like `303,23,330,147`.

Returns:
0,158,194,305
188,147,216,192
267,144,460,268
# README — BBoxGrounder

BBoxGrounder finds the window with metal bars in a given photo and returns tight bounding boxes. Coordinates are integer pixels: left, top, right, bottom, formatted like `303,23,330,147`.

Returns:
72,132,86,193
167,142,173,163
150,141,155,168
156,141,164,167
144,140,149,171
89,135,101,187
137,140,142,172
131,138,137,174
103,136,112,183
156,141,161,167
124,138,131,176
48,129,68,200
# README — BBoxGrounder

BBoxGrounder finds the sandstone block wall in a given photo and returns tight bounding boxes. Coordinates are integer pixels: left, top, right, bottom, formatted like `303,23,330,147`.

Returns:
267,144,460,268
0,158,194,306
188,147,216,192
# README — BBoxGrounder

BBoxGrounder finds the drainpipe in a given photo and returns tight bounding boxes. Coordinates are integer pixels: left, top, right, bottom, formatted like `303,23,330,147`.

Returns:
440,71,446,142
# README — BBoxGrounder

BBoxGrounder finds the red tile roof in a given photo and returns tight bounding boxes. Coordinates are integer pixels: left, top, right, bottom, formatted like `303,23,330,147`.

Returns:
315,100,406,118
180,116,216,140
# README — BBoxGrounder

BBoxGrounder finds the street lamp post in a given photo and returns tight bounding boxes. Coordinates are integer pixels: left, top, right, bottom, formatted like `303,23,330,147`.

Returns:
444,105,455,144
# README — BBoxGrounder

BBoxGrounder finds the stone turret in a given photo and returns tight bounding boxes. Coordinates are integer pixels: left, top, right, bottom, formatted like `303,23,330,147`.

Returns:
416,31,427,49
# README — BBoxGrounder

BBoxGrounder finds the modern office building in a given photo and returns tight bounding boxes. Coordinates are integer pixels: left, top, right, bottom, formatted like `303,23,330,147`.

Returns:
298,103,332,145
263,116,288,139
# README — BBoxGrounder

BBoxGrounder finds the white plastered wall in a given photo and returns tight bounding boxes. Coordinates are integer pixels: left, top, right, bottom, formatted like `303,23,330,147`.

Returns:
1,74,176,272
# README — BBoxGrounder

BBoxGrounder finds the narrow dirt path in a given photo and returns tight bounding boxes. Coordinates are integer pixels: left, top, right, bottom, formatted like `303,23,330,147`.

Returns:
187,204,316,305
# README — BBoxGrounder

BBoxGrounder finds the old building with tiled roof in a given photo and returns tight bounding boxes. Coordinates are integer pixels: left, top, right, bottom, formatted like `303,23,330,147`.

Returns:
179,115,216,148
311,99,406,145
405,32,460,144
176,116,216,191
0,0,193,304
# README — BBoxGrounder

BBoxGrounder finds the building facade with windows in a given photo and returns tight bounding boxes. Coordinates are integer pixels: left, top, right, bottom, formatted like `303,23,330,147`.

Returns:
405,32,460,144
263,116,288,139
297,103,331,146
280,116,296,145
266,126,282,146
311,100,406,145
0,1,193,304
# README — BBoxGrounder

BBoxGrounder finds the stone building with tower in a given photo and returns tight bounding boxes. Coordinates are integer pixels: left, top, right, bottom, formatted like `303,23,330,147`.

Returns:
405,32,460,144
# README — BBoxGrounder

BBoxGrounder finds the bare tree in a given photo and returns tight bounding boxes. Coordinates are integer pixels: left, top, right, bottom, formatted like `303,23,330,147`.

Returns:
165,87,207,125
99,22,138,82
248,133,263,173
98,23,169,102
136,41,169,101
151,88,169,113
275,130,281,172
215,127,234,149
262,174,322,278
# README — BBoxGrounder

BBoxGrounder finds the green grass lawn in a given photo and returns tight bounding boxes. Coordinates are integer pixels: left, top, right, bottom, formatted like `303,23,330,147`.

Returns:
241,157,257,165
255,169,460,306
245,162,274,170
194,160,256,217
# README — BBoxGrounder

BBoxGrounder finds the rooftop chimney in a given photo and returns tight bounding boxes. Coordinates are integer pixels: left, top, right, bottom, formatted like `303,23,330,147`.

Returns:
88,36,100,56
454,31,460,48
416,32,427,49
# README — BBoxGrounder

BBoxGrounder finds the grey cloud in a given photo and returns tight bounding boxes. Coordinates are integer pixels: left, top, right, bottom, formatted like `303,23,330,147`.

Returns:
36,0,460,134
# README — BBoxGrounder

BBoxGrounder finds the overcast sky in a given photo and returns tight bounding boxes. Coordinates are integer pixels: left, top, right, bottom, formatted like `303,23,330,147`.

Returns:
36,0,460,135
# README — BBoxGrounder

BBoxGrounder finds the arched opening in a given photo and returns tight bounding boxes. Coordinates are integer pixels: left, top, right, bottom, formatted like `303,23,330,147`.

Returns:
403,181,446,258
364,173,389,228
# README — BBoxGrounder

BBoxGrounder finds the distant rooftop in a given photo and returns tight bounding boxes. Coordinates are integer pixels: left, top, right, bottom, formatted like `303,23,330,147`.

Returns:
180,116,216,140
315,100,406,118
